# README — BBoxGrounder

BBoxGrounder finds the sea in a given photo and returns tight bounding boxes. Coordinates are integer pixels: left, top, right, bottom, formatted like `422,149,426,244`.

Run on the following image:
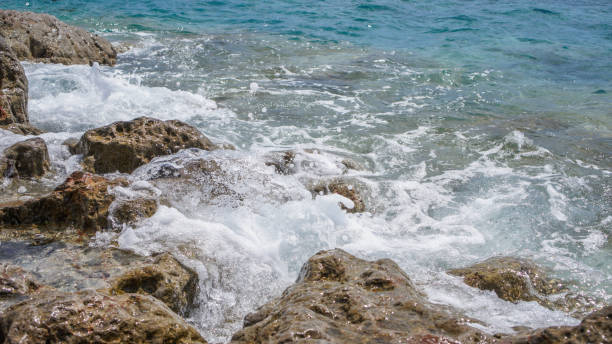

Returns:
1,0,610,342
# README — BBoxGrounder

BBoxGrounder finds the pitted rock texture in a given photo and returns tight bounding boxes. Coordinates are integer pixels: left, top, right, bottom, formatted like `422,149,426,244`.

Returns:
0,171,126,232
0,10,117,66
231,249,491,344
311,180,366,213
0,37,28,126
108,253,198,315
110,198,158,226
78,117,217,174
0,263,41,299
0,290,207,344
448,257,566,305
0,138,50,178
0,123,42,135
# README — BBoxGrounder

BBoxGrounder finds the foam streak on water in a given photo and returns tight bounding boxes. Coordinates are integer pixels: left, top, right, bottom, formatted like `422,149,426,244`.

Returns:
1,0,611,342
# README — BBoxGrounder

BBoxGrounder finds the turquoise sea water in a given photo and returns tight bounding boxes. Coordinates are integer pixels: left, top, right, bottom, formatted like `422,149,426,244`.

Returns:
1,0,611,342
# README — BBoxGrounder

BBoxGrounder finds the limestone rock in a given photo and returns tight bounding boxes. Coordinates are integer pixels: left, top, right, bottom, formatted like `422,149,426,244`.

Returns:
0,263,41,299
0,290,207,344
0,10,117,66
0,138,50,178
62,137,80,155
78,117,217,174
108,253,198,315
506,305,612,344
110,198,158,226
0,123,43,135
311,179,366,213
265,150,296,175
448,257,566,306
231,249,490,343
0,37,28,126
0,171,126,232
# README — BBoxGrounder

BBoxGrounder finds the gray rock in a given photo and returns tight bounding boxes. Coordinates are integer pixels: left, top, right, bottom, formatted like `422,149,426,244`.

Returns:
0,37,28,126
0,10,117,66
0,138,50,178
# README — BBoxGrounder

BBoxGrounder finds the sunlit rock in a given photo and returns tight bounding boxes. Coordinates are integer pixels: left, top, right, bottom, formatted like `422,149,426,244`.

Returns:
0,138,50,179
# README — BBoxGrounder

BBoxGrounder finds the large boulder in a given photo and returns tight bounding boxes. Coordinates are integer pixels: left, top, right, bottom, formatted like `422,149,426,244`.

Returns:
0,137,50,178
0,10,117,66
0,37,28,126
0,290,207,344
448,257,566,306
0,171,125,232
78,117,217,174
231,249,490,343
108,253,198,316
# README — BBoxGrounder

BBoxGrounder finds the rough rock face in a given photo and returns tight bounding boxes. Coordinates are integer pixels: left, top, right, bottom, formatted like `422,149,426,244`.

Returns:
0,263,41,299
108,253,198,315
507,305,612,344
0,37,28,126
78,117,217,174
231,249,490,343
0,138,50,178
0,10,117,66
448,257,566,305
0,171,125,232
311,180,366,213
0,290,207,344
0,123,42,135
110,198,158,226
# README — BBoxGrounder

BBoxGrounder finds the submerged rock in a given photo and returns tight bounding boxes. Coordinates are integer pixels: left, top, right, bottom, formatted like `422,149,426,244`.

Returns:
108,253,198,316
0,290,207,344
78,117,217,174
0,10,117,66
231,249,490,343
0,171,125,232
448,257,566,306
0,137,50,178
265,150,296,175
310,179,366,213
0,37,28,126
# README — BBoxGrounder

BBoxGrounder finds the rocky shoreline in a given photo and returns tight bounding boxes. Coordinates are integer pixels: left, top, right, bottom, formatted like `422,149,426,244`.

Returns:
0,9,610,344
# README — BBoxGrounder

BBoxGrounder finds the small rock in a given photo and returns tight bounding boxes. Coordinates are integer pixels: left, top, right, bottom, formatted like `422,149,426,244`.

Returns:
448,257,567,305
0,290,207,343
0,36,28,126
0,10,117,66
108,253,198,316
310,179,366,213
0,138,51,178
110,198,158,226
0,171,126,232
0,263,41,298
0,123,43,135
78,117,217,174
231,249,491,343
62,137,80,155
264,150,296,175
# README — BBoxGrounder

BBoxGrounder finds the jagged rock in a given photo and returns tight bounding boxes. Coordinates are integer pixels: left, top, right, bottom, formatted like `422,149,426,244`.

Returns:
231,249,491,343
108,253,198,316
62,137,80,155
0,10,117,66
110,198,158,226
78,117,217,174
0,290,207,344
448,257,566,306
265,151,296,175
0,171,126,232
506,305,612,344
311,180,366,213
0,263,41,299
0,123,43,135
0,138,50,178
0,37,28,126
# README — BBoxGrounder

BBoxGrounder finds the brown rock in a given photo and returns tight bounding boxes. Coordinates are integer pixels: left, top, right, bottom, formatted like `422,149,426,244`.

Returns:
110,198,158,226
108,253,198,316
311,180,366,213
62,137,80,155
0,137,51,178
0,290,207,344
231,249,490,344
0,10,117,66
0,36,28,126
505,305,612,344
78,117,217,174
265,150,296,175
0,171,126,232
0,263,41,299
448,257,566,305
0,123,43,135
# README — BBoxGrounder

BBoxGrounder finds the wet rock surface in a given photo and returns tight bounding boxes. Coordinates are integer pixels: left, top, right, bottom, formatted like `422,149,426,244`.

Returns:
78,117,217,174
0,290,207,344
0,263,42,301
0,171,125,232
0,37,28,126
110,198,158,227
0,123,42,135
108,253,198,315
448,257,566,305
0,137,50,178
311,179,366,213
231,249,491,344
0,10,117,66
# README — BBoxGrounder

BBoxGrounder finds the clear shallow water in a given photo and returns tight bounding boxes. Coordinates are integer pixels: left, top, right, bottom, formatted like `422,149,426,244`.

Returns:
2,0,611,342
